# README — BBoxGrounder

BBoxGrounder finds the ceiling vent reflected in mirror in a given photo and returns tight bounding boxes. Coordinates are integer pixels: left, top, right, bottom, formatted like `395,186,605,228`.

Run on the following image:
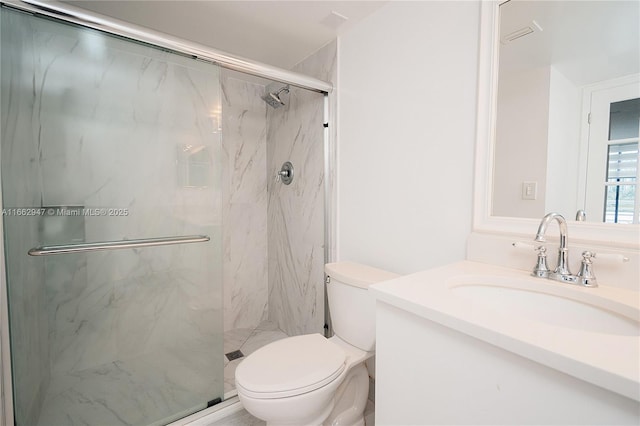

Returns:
501,20,543,44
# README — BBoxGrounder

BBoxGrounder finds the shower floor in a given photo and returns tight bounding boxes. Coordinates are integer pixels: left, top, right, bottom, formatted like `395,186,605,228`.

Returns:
223,321,288,394
35,321,287,426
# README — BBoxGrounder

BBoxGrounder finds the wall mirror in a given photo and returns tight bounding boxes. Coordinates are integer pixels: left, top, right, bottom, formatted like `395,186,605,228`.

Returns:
493,0,639,224
474,0,639,246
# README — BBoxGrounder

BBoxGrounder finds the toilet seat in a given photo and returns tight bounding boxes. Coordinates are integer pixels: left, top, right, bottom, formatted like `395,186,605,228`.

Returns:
235,334,346,399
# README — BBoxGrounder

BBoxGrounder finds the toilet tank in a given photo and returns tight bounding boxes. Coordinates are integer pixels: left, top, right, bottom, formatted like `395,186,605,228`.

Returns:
325,262,399,352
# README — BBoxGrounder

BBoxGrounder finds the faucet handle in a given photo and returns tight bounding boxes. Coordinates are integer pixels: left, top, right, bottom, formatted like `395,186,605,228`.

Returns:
512,242,550,277
532,245,551,278
512,242,538,251
576,250,629,288
577,251,598,287
591,252,629,263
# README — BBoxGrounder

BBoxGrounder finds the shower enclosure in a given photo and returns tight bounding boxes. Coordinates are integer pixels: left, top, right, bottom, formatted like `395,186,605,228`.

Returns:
0,1,335,425
1,7,224,425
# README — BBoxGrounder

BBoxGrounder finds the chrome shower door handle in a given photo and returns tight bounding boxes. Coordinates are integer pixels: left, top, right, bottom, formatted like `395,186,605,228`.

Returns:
28,235,210,256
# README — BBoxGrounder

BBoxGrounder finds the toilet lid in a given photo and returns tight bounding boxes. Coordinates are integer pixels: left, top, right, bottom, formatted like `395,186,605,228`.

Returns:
235,333,346,399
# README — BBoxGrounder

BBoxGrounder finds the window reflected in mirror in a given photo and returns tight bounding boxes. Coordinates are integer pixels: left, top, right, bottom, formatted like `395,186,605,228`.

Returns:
604,98,639,224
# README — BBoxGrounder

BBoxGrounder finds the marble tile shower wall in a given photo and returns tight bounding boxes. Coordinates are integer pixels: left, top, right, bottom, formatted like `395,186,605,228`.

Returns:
1,10,224,422
0,12,49,424
220,71,269,331
41,48,222,376
41,48,222,374
267,41,337,336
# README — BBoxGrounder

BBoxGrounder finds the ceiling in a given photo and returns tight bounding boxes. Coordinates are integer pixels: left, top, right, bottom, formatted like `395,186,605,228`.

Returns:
499,0,639,86
65,0,387,69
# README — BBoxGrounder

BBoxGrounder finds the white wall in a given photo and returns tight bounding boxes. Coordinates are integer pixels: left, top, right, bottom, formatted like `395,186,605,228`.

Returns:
337,1,480,274
546,66,581,218
493,64,581,220
493,66,550,218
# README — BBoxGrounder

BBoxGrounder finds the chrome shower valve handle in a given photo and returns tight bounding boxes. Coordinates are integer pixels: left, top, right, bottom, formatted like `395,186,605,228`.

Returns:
276,161,294,185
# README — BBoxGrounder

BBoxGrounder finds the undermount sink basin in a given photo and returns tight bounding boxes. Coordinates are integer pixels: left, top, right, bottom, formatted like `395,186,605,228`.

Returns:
451,284,639,336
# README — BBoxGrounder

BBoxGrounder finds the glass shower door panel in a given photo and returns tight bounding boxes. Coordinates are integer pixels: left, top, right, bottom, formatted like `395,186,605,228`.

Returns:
1,8,223,425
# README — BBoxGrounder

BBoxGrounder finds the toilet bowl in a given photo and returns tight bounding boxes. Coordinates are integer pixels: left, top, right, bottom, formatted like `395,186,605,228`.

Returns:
235,262,398,426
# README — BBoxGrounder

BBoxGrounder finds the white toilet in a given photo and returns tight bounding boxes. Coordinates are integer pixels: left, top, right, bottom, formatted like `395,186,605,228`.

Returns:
235,261,398,426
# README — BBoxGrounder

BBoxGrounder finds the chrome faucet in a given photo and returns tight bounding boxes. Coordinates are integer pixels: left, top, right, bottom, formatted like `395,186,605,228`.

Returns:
534,212,571,277
530,212,598,287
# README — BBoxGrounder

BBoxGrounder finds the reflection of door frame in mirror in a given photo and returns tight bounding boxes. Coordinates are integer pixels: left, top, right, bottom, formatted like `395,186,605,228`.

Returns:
473,1,639,248
577,75,639,224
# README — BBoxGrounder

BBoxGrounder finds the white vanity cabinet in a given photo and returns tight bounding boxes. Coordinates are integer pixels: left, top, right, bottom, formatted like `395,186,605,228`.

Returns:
370,262,640,425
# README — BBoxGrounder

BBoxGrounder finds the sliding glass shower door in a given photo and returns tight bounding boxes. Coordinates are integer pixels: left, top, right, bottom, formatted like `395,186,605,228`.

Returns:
1,7,223,425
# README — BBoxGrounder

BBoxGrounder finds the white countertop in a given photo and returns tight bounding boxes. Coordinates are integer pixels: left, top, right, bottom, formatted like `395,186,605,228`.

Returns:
370,261,640,401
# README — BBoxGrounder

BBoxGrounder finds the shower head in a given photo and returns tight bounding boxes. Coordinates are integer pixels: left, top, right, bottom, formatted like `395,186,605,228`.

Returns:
262,84,290,108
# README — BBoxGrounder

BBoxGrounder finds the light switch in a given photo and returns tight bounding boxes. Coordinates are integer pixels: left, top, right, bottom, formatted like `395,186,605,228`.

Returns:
522,181,537,200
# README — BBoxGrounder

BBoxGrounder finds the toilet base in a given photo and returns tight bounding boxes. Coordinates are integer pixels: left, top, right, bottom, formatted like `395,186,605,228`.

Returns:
324,363,370,426
239,386,337,426
265,403,333,426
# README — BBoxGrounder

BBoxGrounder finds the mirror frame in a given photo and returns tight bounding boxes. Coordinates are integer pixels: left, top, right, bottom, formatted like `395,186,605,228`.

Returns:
473,1,639,249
